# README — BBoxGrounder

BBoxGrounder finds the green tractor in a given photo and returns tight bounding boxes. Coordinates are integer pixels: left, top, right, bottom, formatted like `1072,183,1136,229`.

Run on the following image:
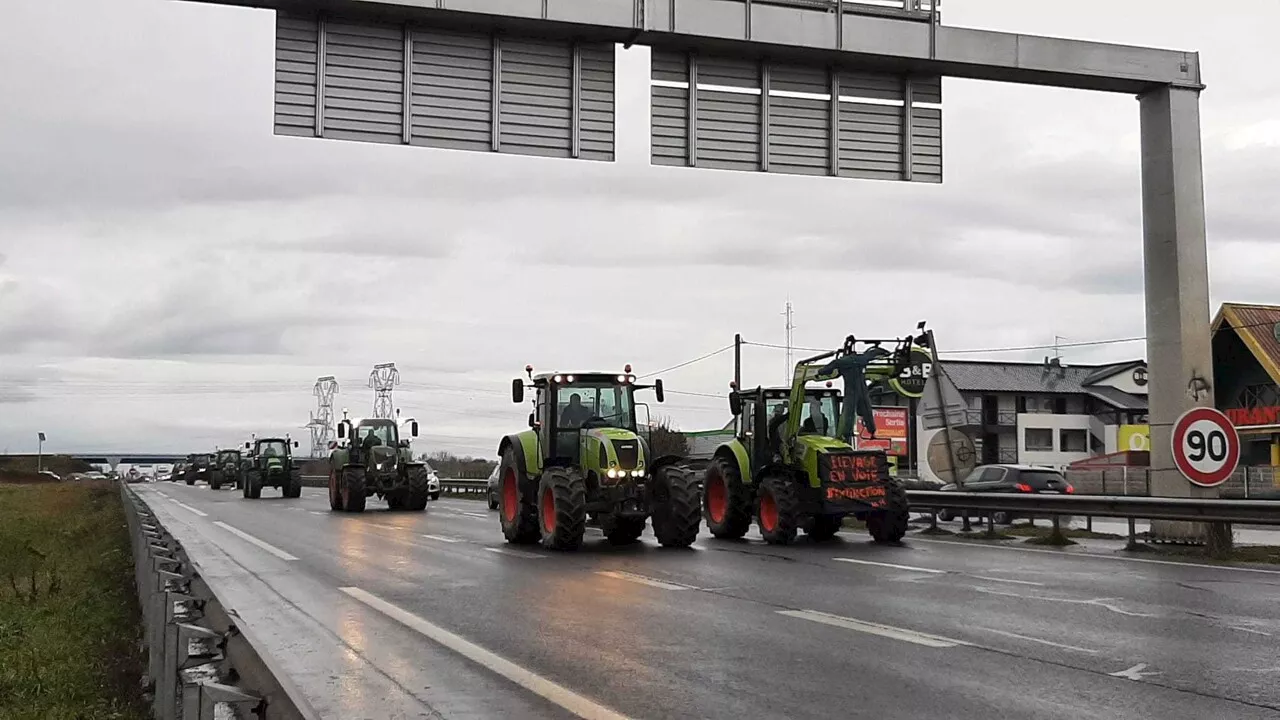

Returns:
329,416,430,512
209,448,241,491
184,454,213,486
703,328,931,545
240,437,303,499
497,366,701,551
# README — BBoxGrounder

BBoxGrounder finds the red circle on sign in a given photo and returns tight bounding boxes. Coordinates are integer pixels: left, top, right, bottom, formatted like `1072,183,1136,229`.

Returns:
1170,407,1240,488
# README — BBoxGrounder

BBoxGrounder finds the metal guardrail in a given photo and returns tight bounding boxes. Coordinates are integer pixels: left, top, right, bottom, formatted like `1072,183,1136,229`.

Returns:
441,478,489,496
906,490,1280,526
121,484,313,720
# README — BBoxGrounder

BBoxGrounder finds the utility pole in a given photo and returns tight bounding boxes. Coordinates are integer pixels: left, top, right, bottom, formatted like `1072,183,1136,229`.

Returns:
37,432,46,473
782,299,795,384
311,376,339,457
369,363,400,419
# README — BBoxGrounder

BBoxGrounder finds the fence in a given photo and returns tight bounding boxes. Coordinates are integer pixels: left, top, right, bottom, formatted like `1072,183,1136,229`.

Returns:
121,484,313,720
1064,466,1280,499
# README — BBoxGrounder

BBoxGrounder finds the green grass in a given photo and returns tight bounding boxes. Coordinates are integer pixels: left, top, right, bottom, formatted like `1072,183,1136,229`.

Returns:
1003,522,1123,541
0,481,147,720
1146,544,1280,565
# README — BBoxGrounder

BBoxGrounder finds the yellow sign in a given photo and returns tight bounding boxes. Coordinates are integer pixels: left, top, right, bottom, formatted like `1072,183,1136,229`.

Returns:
1118,424,1150,452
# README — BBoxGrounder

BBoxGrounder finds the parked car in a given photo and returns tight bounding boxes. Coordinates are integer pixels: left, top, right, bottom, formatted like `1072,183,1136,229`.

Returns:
486,464,500,510
937,464,1075,524
425,463,442,501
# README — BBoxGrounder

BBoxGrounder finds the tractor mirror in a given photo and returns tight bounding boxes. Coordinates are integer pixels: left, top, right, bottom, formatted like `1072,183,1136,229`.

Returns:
337,422,347,439
528,412,537,428
512,379,524,404
410,420,419,437
293,440,299,448
244,441,251,449
729,393,742,416
654,378,665,403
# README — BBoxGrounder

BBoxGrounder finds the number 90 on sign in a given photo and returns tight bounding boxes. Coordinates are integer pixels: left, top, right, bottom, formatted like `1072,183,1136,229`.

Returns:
1171,408,1240,488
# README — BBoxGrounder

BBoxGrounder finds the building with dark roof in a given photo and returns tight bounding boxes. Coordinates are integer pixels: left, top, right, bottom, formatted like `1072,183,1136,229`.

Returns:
1213,302,1280,467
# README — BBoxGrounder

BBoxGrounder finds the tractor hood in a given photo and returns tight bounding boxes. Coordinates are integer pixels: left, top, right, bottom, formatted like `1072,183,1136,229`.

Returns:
581,427,646,479
370,445,398,470
795,435,855,488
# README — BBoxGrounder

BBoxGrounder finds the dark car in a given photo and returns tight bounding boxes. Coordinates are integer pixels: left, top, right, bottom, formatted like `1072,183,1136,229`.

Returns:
937,464,1074,524
486,464,500,510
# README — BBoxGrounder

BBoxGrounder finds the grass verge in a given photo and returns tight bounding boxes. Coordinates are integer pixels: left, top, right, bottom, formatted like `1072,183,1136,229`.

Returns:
1144,544,1280,565
1004,522,1123,541
0,481,147,719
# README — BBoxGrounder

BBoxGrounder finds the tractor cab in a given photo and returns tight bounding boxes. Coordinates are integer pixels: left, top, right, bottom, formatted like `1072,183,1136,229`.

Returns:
730,385,841,470
512,368,665,472
336,417,418,465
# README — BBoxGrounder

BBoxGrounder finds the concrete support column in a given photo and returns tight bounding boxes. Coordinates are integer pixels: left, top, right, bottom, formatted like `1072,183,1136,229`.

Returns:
1139,85,1222,544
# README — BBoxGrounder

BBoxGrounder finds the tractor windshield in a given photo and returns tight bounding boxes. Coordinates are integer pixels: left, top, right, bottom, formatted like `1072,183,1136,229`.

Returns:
798,396,838,436
355,423,397,447
258,440,288,457
557,383,634,430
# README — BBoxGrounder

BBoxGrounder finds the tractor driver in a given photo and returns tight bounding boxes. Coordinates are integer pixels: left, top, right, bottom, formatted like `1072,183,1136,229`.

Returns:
801,398,829,435
560,393,594,429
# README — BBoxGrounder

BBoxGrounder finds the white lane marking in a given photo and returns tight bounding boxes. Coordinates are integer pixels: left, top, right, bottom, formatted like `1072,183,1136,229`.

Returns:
421,534,464,543
1110,663,1161,681
968,575,1045,587
976,627,1099,655
596,570,697,591
461,512,490,519
154,491,170,498
912,537,1280,576
778,609,967,648
832,558,944,574
341,587,629,720
310,511,326,516
170,500,208,517
1230,625,1273,637
213,522,298,561
969,586,1158,618
486,547,547,559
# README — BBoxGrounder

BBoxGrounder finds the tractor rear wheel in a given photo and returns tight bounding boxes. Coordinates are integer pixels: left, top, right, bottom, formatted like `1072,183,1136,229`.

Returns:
341,467,367,513
328,469,344,511
757,474,799,545
499,449,539,544
807,514,843,541
867,483,909,544
653,464,701,548
604,516,646,545
538,467,586,551
404,467,430,511
283,471,302,498
703,455,752,540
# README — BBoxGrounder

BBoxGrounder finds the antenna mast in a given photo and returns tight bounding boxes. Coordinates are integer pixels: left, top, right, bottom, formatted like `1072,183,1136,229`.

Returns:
782,299,795,384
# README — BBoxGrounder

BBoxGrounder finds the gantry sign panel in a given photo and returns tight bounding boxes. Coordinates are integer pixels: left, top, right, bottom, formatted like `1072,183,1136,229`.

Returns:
275,13,616,161
652,50,941,182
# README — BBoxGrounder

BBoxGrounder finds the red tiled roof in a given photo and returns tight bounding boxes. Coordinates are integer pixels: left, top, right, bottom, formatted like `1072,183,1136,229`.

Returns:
1212,303,1280,386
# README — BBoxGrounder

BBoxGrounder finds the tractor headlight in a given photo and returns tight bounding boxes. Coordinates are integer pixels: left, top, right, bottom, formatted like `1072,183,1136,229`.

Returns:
630,470,642,477
607,468,619,479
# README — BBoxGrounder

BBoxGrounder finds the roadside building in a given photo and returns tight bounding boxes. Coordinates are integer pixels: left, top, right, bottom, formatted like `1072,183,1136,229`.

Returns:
1212,302,1280,467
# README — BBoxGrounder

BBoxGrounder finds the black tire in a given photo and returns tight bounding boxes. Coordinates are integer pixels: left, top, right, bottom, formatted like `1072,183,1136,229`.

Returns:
757,474,799,545
386,492,404,510
328,469,344,511
807,514,843,541
652,464,701,548
210,472,222,491
186,476,195,486
246,471,262,500
604,516,646,544
702,455,752,540
430,492,440,502
992,511,1013,525
498,448,539,544
488,491,499,511
538,467,587,551
404,467,430,511
868,483,910,543
340,467,367,512
938,509,954,522
283,471,302,499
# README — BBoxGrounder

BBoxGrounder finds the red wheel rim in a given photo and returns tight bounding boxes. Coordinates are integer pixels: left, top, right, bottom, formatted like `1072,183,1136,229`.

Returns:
707,472,727,524
502,470,518,523
541,487,556,534
759,491,778,533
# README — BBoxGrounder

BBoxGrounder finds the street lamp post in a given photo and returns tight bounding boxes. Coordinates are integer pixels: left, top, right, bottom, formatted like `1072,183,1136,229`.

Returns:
37,432,46,473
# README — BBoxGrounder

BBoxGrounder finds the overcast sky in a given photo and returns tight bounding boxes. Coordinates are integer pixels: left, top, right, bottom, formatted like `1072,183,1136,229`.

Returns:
1,0,1277,457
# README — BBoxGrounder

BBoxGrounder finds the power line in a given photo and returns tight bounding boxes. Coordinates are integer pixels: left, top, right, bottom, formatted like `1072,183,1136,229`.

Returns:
638,344,734,379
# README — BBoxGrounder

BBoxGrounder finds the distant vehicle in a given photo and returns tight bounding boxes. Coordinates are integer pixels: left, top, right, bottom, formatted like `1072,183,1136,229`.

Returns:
486,465,500,510
39,470,61,482
937,464,1075,524
424,463,442,501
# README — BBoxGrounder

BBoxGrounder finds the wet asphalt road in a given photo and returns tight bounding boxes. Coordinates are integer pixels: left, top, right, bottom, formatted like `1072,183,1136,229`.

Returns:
138,483,1280,720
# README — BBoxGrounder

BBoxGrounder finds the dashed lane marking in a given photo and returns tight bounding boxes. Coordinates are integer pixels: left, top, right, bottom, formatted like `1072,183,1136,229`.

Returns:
421,534,465,543
213,522,298,561
832,558,944,574
485,547,547,559
341,587,630,720
975,627,1099,655
968,575,1045,587
777,609,968,648
170,500,208,517
596,571,697,591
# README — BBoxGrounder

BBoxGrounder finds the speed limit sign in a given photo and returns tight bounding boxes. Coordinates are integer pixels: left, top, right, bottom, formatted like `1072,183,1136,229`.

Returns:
1171,407,1240,488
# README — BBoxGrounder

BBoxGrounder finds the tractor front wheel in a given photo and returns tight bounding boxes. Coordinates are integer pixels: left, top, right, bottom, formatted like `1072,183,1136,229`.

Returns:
328,470,344,511
341,467,366,513
703,455,752,540
867,484,909,544
653,464,701,548
498,449,539,544
538,468,586,551
404,467,430,511
283,471,302,499
210,472,222,491
807,514,844,541
757,475,799,545
604,516,646,545
245,471,262,500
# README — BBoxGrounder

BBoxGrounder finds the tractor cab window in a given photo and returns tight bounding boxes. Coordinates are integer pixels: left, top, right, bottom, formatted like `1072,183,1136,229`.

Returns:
259,440,288,456
798,396,838,436
356,424,397,447
557,383,633,430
